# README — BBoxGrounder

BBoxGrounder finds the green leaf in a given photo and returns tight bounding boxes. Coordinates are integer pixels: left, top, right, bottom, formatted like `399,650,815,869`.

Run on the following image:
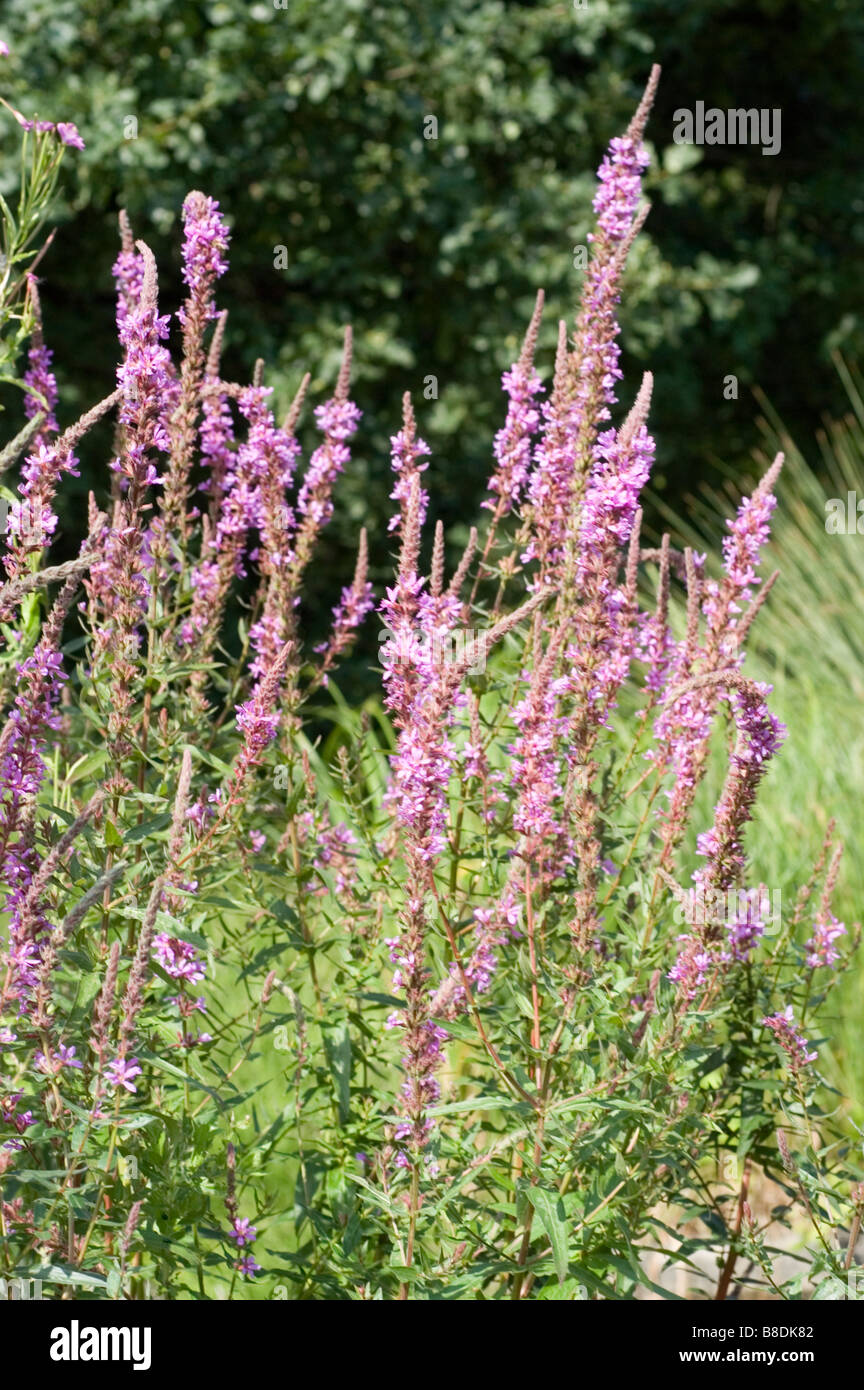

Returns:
325,1024,352,1126
104,819,123,849
29,1264,110,1291
124,813,173,843
530,1188,569,1285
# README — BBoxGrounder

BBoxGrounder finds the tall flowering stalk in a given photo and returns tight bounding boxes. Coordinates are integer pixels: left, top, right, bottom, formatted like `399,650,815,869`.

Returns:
471,290,545,604
566,375,656,948
484,290,545,521
87,243,176,764
289,329,361,584
496,72,658,976
238,329,360,708
668,674,786,1001
107,877,165,1097
182,378,256,664
112,210,144,335
199,310,233,520
387,390,431,538
805,849,847,970
0,572,79,1014
158,192,230,544
313,528,374,688
240,383,302,686
521,67,656,586
3,391,117,595
381,439,546,1165
380,466,450,1168
561,69,657,518
653,455,784,870
522,320,577,578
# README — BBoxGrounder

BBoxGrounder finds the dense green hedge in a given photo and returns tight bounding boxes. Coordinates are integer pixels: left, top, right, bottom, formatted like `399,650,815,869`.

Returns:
1,0,862,610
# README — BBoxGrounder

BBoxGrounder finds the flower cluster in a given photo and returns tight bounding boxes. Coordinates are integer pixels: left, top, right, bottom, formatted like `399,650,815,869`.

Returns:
178,191,230,321
805,911,846,970
153,934,206,984
10,107,84,149
763,1008,817,1073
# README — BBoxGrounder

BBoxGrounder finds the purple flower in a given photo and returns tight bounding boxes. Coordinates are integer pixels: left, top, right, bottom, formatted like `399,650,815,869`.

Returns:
153,934,206,984
235,696,280,759
592,136,650,244
805,912,845,971
199,377,235,513
692,682,786,894
703,457,782,659
297,397,362,530
113,218,144,334
105,1057,143,1093
215,384,303,680
570,406,656,719
725,889,769,963
113,263,177,468
507,658,571,874
524,126,650,577
3,437,80,583
185,796,214,834
177,1031,212,1048
24,341,58,436
230,1216,257,1248
668,935,713,1001
1,1093,35,1135
484,310,544,517
56,121,85,150
313,529,374,676
522,378,580,572
178,192,229,323
35,1044,83,1075
388,413,431,534
9,108,46,133
0,623,69,1010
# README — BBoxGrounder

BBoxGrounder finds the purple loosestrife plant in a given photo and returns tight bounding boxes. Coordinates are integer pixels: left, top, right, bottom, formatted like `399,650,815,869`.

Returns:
0,66,860,1304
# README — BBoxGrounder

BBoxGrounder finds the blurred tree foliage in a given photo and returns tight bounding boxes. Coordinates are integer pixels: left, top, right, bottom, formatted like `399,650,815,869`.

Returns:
0,0,862,625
